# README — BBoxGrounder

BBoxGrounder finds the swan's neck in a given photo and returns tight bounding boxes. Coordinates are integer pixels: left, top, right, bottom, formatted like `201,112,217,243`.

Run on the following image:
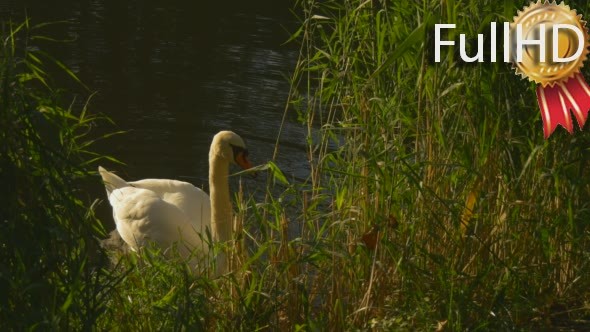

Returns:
209,156,232,275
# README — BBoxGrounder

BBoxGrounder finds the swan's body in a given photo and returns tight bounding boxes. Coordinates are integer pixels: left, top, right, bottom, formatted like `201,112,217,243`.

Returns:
98,174,211,258
99,131,252,275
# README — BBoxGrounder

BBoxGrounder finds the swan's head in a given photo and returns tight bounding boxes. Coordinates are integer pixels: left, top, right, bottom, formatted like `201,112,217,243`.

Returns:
210,131,253,170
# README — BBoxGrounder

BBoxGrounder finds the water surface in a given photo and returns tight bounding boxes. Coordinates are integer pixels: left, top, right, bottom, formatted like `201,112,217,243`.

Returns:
2,0,306,226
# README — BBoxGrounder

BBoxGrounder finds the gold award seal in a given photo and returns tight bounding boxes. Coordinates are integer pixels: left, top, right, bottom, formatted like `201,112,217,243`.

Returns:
512,1,589,86
511,1,590,137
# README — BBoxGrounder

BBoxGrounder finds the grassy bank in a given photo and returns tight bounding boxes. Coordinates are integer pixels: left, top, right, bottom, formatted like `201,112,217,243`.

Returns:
3,0,590,330
282,0,590,329
0,20,118,328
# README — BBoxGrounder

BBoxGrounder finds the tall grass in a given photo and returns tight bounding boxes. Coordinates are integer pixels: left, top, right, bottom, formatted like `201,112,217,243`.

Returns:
3,0,590,330
281,0,590,329
0,20,119,329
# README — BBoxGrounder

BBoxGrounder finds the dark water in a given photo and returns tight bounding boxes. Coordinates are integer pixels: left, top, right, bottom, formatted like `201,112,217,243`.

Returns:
1,0,306,226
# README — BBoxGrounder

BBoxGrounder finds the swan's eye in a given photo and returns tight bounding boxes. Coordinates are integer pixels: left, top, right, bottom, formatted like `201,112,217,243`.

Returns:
230,144,248,162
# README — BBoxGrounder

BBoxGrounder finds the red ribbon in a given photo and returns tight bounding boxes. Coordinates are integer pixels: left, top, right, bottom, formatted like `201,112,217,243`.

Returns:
536,73,590,138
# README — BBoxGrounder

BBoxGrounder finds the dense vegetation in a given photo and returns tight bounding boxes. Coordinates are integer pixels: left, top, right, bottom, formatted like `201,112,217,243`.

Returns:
0,20,116,328
2,0,590,330
281,0,590,329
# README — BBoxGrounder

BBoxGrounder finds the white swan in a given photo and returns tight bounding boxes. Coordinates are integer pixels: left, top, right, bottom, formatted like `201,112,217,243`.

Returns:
98,131,252,276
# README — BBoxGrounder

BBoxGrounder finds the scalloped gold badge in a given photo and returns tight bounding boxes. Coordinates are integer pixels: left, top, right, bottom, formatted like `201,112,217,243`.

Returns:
511,1,589,87
508,1,590,138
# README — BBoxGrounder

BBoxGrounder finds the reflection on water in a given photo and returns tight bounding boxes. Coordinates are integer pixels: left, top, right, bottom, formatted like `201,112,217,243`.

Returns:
2,0,306,225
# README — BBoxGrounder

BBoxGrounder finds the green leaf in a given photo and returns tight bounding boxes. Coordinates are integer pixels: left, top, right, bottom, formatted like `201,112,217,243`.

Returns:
370,14,435,80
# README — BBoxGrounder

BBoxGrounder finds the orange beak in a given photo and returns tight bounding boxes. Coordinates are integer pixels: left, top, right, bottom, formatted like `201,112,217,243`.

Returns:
235,152,253,170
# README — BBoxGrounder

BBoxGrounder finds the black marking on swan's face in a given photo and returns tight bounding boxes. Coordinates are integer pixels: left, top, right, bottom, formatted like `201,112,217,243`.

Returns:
230,144,249,164
230,144,253,171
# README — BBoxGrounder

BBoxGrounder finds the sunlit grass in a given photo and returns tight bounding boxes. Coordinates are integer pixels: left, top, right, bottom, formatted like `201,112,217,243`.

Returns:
279,0,590,329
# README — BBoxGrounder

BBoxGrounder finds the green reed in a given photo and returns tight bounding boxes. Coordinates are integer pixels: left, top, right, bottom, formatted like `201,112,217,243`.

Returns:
277,0,590,329
0,20,123,329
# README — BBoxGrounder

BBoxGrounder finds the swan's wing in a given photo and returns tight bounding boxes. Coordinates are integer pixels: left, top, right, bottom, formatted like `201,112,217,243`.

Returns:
98,166,130,195
108,186,207,254
129,179,212,233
